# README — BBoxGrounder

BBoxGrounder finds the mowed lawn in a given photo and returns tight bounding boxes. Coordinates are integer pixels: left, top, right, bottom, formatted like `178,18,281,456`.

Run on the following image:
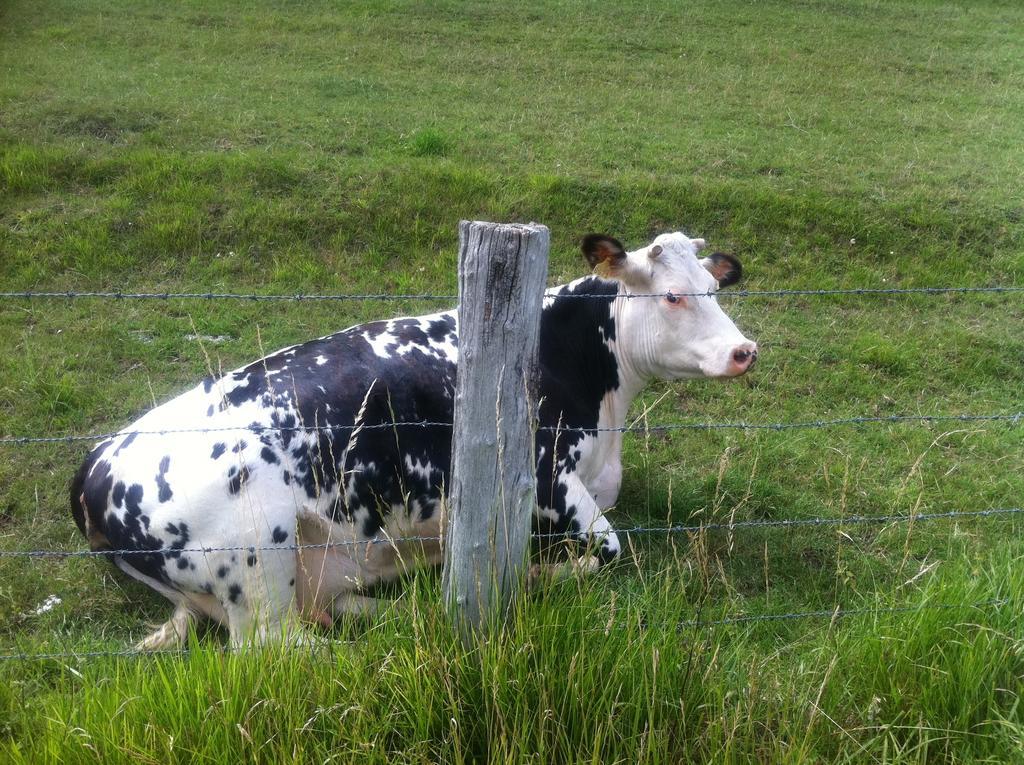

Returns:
2,0,1024,762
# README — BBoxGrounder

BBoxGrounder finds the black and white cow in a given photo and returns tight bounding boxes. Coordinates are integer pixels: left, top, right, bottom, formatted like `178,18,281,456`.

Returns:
71,231,757,649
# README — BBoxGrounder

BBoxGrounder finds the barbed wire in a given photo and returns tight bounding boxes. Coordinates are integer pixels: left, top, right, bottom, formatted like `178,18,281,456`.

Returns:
2,411,1021,446
621,506,1024,535
0,646,203,662
0,597,1008,663
0,290,459,302
673,597,1009,629
0,642,331,663
2,507,1020,560
1,286,1023,304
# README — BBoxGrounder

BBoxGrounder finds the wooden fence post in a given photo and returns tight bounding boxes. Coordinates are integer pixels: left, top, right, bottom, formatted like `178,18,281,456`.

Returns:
441,220,550,639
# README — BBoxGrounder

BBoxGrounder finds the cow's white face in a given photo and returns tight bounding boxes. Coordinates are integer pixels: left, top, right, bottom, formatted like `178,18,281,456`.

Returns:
584,231,758,381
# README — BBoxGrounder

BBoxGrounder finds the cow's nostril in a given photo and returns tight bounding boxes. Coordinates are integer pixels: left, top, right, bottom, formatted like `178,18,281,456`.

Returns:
732,345,758,370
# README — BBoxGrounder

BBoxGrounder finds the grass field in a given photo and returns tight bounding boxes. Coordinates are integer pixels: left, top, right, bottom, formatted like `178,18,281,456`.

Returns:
2,0,1024,761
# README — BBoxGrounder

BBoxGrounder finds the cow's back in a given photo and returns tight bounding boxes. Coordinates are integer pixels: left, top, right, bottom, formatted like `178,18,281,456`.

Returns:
71,311,460,590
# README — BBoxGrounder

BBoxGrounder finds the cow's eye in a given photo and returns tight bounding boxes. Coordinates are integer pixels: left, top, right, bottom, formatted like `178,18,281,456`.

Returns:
665,292,680,304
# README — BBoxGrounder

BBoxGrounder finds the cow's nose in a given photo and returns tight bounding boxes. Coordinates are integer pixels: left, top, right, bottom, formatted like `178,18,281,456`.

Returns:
731,343,759,373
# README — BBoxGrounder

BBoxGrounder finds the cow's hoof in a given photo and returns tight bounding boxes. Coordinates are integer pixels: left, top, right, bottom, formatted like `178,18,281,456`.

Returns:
133,605,194,652
134,624,186,653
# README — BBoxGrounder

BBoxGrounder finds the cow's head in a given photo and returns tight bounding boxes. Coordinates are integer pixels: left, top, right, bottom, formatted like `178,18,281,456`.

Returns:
583,231,758,380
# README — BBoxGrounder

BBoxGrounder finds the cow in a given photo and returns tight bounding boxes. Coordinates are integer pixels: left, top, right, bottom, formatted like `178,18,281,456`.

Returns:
70,231,757,649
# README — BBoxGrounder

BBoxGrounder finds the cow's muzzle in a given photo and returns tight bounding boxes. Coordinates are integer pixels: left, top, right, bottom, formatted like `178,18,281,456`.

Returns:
730,343,759,375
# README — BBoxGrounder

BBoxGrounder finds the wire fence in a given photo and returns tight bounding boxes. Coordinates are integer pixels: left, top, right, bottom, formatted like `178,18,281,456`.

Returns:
2,280,1021,663
2,507,1021,559
672,597,1011,629
2,285,1024,303
0,598,1010,664
2,411,1022,445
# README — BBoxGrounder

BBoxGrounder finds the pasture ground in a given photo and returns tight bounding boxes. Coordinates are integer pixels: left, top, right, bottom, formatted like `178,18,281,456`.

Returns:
1,0,1023,761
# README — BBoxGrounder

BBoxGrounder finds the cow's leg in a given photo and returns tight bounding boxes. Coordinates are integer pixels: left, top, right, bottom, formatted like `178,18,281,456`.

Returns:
220,531,308,646
533,472,621,585
561,472,621,563
135,603,196,652
223,577,307,646
113,556,216,652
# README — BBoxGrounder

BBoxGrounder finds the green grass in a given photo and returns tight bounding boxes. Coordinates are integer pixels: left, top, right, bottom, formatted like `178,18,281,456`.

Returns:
2,0,1024,761
2,558,1022,763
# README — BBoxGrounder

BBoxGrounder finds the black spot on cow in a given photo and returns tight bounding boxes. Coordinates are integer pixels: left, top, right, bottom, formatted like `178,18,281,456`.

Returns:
211,442,226,460
166,522,179,535
206,405,214,417
217,565,229,578
231,440,248,453
290,436,339,500
269,411,297,449
227,466,250,494
155,456,173,502
539,279,619,424
112,481,126,509
361,320,387,339
228,583,242,604
176,558,189,570
202,376,214,394
271,526,288,544
282,470,291,485
224,372,265,407
529,277,621,542
596,542,618,564
163,521,190,560
125,484,144,515
86,471,175,583
391,319,429,349
113,432,137,457
260,447,279,465
201,582,214,594
246,553,257,567
288,578,295,587
427,315,455,343
102,518,167,582
92,439,114,461
71,454,113,542
565,506,580,536
361,514,381,539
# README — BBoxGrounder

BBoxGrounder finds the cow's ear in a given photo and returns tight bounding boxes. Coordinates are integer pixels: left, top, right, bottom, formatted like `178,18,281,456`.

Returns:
700,252,742,289
582,234,627,277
